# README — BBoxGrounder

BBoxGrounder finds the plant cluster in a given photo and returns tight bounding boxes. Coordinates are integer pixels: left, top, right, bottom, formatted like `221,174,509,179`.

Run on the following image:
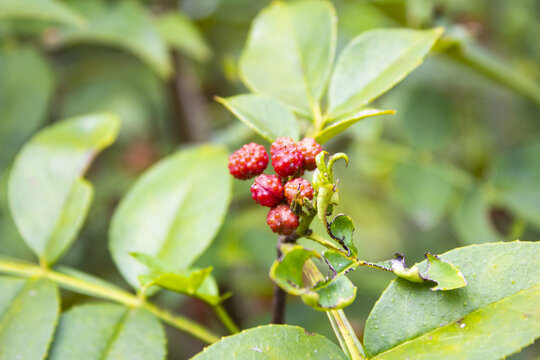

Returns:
0,0,539,359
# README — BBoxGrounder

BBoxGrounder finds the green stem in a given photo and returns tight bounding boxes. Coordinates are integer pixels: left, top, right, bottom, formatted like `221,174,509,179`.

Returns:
304,231,344,254
0,258,220,344
446,44,540,108
213,304,240,334
303,259,365,359
313,102,325,133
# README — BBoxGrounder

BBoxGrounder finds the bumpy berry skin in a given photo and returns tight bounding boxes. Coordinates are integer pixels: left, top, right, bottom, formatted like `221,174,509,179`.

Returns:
297,138,323,171
272,146,304,178
284,178,314,205
271,137,295,156
251,174,284,207
266,204,299,235
228,143,269,180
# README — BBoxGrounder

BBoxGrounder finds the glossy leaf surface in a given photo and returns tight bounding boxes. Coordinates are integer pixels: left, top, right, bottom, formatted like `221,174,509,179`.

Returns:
364,241,540,358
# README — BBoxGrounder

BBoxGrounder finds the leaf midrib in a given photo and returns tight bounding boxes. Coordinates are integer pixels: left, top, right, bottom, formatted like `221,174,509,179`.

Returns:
99,308,131,360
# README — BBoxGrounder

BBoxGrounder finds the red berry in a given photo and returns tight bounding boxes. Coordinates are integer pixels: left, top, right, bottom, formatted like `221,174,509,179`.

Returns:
271,137,295,156
266,204,299,235
297,138,323,171
251,174,284,207
284,178,314,205
272,147,304,178
228,143,269,180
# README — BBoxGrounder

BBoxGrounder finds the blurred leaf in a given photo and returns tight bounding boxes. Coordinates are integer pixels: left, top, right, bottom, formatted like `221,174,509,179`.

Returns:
59,53,167,141
239,0,336,116
216,94,299,142
314,109,395,144
0,277,59,360
109,145,231,289
452,187,502,245
444,40,540,107
44,179,93,264
0,0,84,26
402,87,454,151
328,27,443,118
364,241,540,358
156,12,211,62
329,214,357,257
8,113,120,265
0,47,53,175
391,163,456,230
490,141,540,230
49,303,166,360
56,1,172,78
138,268,223,305
270,245,356,310
191,324,348,359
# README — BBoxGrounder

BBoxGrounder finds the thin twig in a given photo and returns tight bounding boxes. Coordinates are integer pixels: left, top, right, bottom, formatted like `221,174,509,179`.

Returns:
271,231,300,324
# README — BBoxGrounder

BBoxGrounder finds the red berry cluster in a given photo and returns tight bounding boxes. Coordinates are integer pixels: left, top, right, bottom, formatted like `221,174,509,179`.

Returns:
228,137,323,235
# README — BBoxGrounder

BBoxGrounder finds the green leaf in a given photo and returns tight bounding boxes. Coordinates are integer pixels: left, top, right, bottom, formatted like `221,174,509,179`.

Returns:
314,109,395,144
48,303,166,360
323,250,357,275
132,252,221,304
216,94,299,142
155,12,211,62
362,252,466,291
109,145,231,289
364,241,540,358
329,214,358,257
0,47,54,174
44,179,93,265
0,0,85,26
8,113,120,265
239,0,336,116
452,187,502,245
328,28,443,119
302,275,357,311
422,253,467,291
271,245,320,297
0,277,59,360
55,1,172,78
490,140,540,230
370,286,540,359
391,162,456,230
270,245,356,310
191,324,348,359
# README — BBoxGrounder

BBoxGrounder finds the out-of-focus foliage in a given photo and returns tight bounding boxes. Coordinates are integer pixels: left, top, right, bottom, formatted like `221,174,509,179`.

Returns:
0,0,539,359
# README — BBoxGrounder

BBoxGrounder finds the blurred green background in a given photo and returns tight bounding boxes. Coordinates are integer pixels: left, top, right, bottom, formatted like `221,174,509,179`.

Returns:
1,0,539,358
